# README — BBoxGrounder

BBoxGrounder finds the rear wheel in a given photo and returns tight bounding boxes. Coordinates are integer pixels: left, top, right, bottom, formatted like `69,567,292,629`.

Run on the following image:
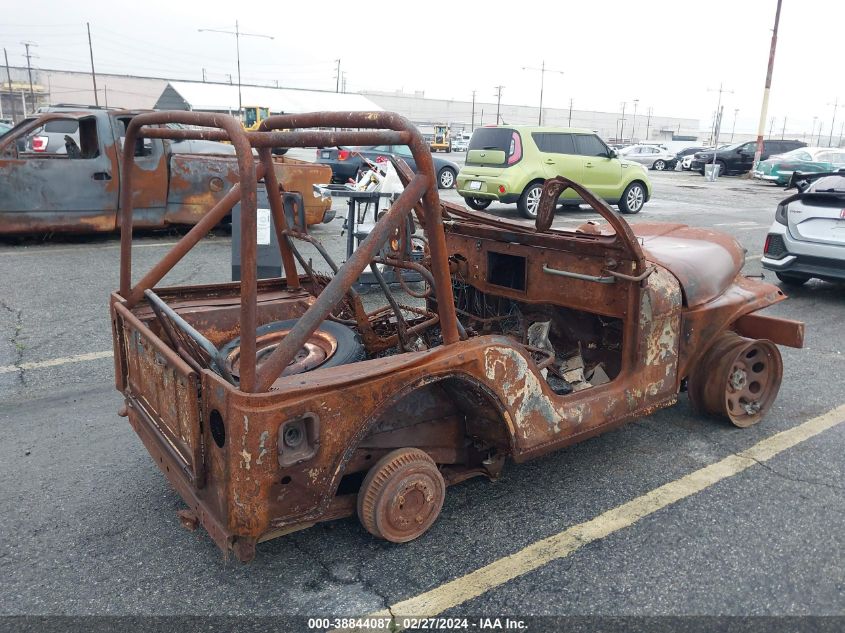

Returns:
438,167,456,189
517,182,544,219
653,159,666,171
357,448,445,543
775,272,811,286
464,197,492,211
716,160,728,176
618,182,646,214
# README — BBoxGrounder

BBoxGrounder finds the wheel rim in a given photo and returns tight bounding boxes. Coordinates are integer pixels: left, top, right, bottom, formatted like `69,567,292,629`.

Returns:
224,328,338,378
526,186,543,216
655,160,665,170
439,170,454,188
695,333,783,427
626,185,644,211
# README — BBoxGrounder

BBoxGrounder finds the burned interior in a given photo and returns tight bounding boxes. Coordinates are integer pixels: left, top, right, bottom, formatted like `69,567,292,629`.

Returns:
110,110,804,561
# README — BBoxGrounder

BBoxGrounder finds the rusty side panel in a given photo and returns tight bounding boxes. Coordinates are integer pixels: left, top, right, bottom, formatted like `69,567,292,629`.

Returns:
271,157,332,225
165,154,241,225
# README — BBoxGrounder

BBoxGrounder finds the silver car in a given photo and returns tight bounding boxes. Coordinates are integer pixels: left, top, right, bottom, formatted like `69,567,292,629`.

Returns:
762,172,845,285
619,144,676,171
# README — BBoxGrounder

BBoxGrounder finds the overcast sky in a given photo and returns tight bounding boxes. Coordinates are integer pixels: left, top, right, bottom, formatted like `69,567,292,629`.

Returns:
0,0,842,137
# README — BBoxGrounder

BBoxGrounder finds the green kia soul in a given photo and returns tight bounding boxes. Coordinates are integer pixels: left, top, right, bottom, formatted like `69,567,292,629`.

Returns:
457,126,652,219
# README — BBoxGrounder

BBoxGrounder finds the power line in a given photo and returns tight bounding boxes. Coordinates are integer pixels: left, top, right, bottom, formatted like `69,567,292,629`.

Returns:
198,21,273,113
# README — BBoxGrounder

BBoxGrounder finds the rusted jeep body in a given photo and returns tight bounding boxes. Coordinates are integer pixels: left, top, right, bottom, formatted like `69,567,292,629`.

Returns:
0,108,331,234
110,111,804,561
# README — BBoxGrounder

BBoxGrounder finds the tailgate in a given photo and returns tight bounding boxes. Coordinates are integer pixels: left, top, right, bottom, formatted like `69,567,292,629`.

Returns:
113,302,205,487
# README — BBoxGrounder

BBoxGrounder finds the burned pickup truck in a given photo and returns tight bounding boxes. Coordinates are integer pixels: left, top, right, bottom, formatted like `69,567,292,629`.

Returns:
0,107,332,234
110,111,804,561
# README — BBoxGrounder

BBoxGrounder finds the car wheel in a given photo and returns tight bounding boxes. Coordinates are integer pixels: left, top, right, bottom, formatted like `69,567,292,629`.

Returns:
775,272,811,286
438,167,456,189
619,182,646,214
716,160,728,176
517,182,544,219
464,197,492,211
653,159,666,171
357,447,445,543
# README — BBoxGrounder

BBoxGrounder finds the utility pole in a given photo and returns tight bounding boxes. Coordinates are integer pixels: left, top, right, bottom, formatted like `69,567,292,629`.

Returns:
645,107,653,140
752,0,782,168
768,117,775,138
781,116,787,139
568,98,573,126
817,123,824,146
731,108,739,141
522,61,563,126
341,71,347,93
707,83,733,145
471,90,476,131
21,41,36,111
839,119,844,148
494,85,504,125
827,98,840,147
334,59,341,93
631,99,639,141
103,85,108,108
619,101,627,142
202,68,207,82
199,21,274,114
86,23,98,106
4,48,13,121
810,115,817,144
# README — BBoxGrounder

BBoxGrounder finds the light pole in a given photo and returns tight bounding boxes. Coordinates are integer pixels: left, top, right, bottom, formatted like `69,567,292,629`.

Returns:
827,98,841,147
619,102,627,142
494,85,504,125
198,21,274,114
708,83,733,145
631,99,639,142
522,61,564,126
731,108,739,141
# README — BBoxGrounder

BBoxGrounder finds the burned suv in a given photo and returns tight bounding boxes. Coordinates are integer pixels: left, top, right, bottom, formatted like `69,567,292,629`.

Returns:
111,111,803,561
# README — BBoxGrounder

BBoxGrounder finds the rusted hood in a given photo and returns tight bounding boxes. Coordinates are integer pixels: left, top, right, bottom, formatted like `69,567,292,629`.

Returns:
632,223,745,307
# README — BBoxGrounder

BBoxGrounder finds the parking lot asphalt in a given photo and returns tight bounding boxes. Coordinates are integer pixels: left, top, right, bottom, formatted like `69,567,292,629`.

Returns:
1,167,843,625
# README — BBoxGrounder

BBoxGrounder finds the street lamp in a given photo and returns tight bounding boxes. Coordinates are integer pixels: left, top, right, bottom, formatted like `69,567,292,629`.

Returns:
198,21,274,114
631,99,639,142
522,61,564,126
731,108,739,141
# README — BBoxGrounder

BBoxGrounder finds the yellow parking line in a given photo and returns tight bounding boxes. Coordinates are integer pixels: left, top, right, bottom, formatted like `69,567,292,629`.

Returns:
339,403,845,632
0,350,113,374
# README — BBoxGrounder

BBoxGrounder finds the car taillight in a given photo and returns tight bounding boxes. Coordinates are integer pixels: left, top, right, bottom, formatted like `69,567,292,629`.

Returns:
498,185,506,194
764,234,771,253
338,150,350,160
31,136,48,152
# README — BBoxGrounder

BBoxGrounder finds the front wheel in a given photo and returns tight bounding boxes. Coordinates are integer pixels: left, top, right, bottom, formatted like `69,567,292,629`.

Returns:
438,167,456,189
517,182,544,219
464,197,492,210
653,159,666,171
618,182,646,214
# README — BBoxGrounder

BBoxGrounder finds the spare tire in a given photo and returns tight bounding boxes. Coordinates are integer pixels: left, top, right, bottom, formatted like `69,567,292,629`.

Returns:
219,319,365,380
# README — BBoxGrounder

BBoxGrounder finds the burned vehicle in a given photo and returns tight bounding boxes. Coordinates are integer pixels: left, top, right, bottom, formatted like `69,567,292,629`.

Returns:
0,108,332,235
110,111,804,561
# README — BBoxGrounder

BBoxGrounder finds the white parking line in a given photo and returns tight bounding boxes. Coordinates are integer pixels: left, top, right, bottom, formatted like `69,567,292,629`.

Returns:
339,403,845,632
0,350,113,375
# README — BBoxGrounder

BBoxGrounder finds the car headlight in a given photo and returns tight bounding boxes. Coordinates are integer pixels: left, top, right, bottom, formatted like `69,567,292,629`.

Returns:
775,203,788,225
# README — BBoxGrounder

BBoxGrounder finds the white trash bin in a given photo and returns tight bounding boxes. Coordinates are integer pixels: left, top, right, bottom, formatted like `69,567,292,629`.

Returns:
704,163,721,181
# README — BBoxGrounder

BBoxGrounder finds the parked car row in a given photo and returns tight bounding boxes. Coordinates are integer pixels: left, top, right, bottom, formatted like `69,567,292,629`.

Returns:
691,139,807,176
316,144,459,189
